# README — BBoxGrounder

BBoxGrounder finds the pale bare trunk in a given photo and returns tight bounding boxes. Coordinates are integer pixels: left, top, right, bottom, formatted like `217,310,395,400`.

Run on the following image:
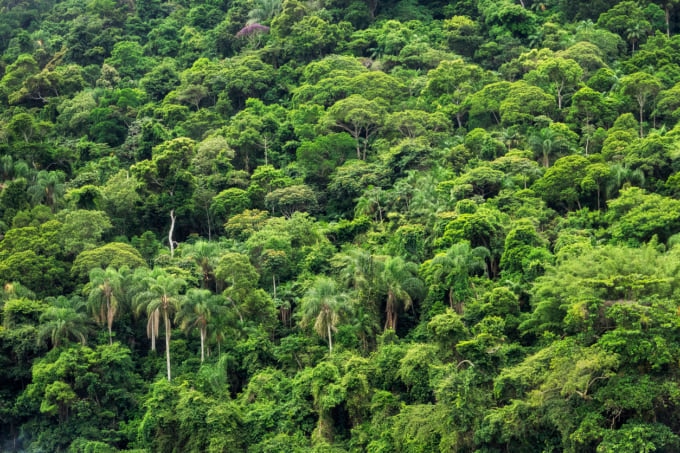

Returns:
327,323,333,355
164,309,171,381
200,327,205,363
169,209,176,258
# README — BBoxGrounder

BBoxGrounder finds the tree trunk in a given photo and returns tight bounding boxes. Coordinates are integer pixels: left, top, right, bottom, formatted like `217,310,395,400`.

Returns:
639,102,645,138
107,298,113,345
169,209,176,258
327,322,333,355
200,327,205,363
384,296,397,331
205,207,212,241
164,309,172,381
355,126,362,159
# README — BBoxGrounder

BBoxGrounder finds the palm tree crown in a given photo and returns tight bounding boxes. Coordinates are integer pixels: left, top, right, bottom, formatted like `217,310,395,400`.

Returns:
299,276,351,355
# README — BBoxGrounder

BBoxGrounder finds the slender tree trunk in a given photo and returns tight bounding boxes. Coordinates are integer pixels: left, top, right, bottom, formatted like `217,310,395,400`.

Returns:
327,323,333,355
200,327,205,363
557,88,563,110
385,295,397,331
263,136,268,166
169,209,176,258
639,102,645,137
164,308,172,381
205,207,212,241
107,297,113,345
355,126,362,159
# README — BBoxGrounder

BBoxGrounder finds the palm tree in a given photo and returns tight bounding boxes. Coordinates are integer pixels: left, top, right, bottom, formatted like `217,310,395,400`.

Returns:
626,22,650,54
355,186,386,223
179,240,223,291
247,0,282,24
605,163,646,200
178,288,225,362
131,268,159,351
86,266,124,344
299,276,351,355
332,247,379,301
0,155,29,180
350,304,380,353
420,241,488,314
28,170,65,212
134,269,186,381
38,297,90,349
380,256,424,332
528,127,573,168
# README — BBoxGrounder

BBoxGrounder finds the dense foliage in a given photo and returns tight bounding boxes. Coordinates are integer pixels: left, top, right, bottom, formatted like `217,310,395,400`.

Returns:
3,0,680,451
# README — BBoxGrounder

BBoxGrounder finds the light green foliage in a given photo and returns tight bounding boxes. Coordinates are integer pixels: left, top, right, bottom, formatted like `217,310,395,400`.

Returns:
56,209,112,257
323,94,387,160
606,187,680,244
500,81,556,127
526,57,584,109
71,242,147,281
620,71,663,136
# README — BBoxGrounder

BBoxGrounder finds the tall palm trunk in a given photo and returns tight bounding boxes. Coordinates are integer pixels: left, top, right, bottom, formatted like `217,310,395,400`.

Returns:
164,307,172,381
327,322,333,355
106,297,113,345
385,293,396,331
200,326,206,363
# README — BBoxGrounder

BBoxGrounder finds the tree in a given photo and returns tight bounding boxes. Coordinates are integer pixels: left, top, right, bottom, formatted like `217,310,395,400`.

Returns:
654,0,680,36
299,276,351,355
420,241,488,313
528,123,578,168
443,16,483,57
264,184,319,218
0,54,39,104
37,298,90,350
500,81,556,127
247,0,282,24
71,242,147,282
620,72,663,137
323,94,386,160
597,1,651,52
607,187,680,244
216,251,276,326
56,210,112,257
468,81,512,127
529,57,584,110
424,59,489,128
133,269,186,381
179,240,223,291
86,266,125,345
28,170,66,213
380,256,424,332
178,288,225,362
532,154,590,211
